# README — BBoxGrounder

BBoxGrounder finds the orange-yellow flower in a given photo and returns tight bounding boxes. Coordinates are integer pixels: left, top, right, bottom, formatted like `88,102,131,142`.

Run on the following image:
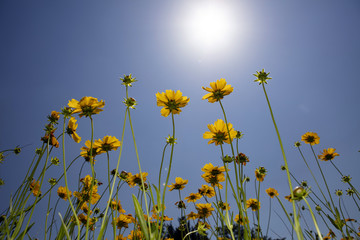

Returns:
67,117,81,143
246,198,260,211
198,185,216,198
185,193,202,203
80,140,100,163
202,78,233,103
168,177,188,191
234,214,249,225
30,180,41,197
265,188,279,198
301,132,320,145
203,119,237,145
318,148,339,161
114,214,133,229
155,90,190,117
68,96,105,117
57,186,72,201
127,172,148,188
94,135,121,153
196,203,214,218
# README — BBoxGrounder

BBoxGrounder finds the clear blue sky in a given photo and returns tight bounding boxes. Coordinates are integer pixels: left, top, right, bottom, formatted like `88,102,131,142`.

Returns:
1,1,359,239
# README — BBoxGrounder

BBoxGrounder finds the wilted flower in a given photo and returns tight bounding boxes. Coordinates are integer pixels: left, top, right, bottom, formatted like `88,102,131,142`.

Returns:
235,153,249,166
48,178,57,186
155,90,190,117
255,166,267,182
30,180,41,197
202,78,234,103
48,111,60,124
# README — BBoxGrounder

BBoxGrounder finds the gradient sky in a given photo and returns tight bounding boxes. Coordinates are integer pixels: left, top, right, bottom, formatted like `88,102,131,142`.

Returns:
1,1,360,239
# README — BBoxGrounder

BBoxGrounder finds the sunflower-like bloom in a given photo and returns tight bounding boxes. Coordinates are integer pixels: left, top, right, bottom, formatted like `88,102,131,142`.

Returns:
67,117,81,143
255,166,267,182
187,211,199,220
203,119,237,145
168,177,188,191
30,180,41,197
127,172,148,188
80,140,100,163
110,199,126,213
265,188,279,198
301,132,320,145
201,163,226,178
68,96,105,118
73,175,101,204
185,193,202,203
198,185,215,198
77,213,96,230
155,90,190,117
203,174,225,189
196,203,214,218
234,214,249,225
94,135,121,154
202,78,233,103
318,148,339,161
57,186,72,201
246,198,260,211
114,214,133,229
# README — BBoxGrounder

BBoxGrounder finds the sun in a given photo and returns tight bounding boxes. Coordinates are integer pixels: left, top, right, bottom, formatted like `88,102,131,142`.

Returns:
181,2,236,53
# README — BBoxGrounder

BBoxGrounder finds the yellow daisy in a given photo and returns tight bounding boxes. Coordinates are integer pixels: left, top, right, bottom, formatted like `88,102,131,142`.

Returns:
203,119,237,145
168,177,188,191
202,78,233,103
196,203,214,218
68,96,105,118
301,132,320,145
57,186,72,201
318,148,339,161
67,117,81,143
155,90,190,117
94,135,121,154
265,188,279,198
246,198,260,211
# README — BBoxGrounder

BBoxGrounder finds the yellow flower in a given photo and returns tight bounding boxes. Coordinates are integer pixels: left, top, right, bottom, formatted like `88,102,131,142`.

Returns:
234,214,249,225
246,198,260,211
127,172,148,188
114,214,133,229
29,180,41,197
168,177,188,191
127,230,143,240
80,140,100,163
77,214,96,230
155,90,190,117
94,135,121,154
265,188,279,198
67,117,81,143
202,174,225,189
203,119,237,145
185,193,202,203
68,96,105,118
73,175,101,204
57,186,72,201
255,167,267,182
110,199,126,213
48,110,60,123
198,185,215,198
202,78,234,103
301,132,320,145
318,148,339,161
196,203,214,218
201,163,226,178
187,211,199,220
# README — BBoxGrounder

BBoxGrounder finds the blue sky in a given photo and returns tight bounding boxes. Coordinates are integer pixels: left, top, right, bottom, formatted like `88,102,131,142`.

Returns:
1,1,360,239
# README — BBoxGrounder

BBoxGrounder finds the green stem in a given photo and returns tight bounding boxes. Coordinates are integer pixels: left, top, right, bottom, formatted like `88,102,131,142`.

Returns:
261,82,302,240
303,197,323,240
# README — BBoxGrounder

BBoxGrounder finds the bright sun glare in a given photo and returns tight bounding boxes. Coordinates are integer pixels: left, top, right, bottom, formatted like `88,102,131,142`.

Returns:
182,2,236,52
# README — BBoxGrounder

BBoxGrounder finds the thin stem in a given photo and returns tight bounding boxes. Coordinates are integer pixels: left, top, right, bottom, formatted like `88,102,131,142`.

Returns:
303,197,323,240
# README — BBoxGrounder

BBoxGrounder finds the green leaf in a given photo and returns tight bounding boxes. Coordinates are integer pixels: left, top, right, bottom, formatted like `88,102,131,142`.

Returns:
132,195,150,240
